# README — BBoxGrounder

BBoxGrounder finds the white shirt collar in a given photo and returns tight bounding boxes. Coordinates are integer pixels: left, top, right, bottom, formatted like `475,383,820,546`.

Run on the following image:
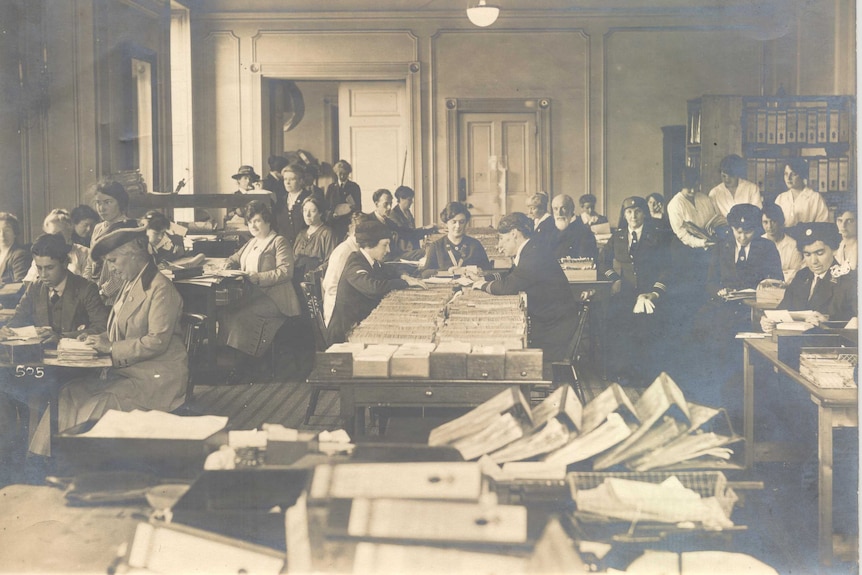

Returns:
359,248,378,268
52,275,68,297
629,225,644,243
514,238,529,266
735,241,751,259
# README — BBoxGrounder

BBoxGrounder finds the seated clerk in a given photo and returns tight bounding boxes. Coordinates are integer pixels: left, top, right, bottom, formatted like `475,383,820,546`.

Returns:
293,195,337,281
526,192,556,249
29,226,189,456
368,188,424,261
421,202,490,278
760,223,856,333
141,211,186,267
218,200,302,366
324,160,362,242
835,206,857,271
578,194,608,227
761,204,803,283
0,212,32,284
550,194,598,262
471,212,579,363
0,234,108,460
600,197,672,385
70,204,99,248
23,209,90,282
2,233,107,342
390,186,436,253
322,213,369,327
327,219,427,344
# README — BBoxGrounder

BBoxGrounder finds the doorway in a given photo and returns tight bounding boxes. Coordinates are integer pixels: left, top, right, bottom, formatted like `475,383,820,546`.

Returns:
447,98,552,228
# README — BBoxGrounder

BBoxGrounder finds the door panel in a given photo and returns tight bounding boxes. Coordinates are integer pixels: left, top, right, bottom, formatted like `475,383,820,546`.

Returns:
339,82,409,210
459,113,536,228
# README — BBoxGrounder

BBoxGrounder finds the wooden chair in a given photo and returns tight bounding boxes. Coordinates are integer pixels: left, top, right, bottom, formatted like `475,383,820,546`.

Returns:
180,312,208,404
300,269,333,423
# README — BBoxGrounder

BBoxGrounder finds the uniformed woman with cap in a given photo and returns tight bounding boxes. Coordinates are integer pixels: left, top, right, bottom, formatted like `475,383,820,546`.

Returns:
760,222,857,332
600,196,672,385
29,226,189,455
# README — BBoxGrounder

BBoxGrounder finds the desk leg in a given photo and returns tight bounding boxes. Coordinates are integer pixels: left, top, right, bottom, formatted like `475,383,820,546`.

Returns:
743,343,754,470
338,386,359,438
817,403,834,567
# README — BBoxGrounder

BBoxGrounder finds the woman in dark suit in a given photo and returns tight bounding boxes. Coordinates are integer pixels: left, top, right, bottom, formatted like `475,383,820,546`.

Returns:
276,163,320,246
421,202,490,277
324,159,362,241
0,212,31,284
219,200,302,364
601,196,672,385
761,222,856,332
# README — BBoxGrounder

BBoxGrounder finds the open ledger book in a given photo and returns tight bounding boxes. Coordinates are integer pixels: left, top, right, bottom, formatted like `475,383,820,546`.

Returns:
428,374,743,471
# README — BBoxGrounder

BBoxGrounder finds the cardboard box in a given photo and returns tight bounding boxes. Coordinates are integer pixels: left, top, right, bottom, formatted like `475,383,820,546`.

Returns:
1,339,43,364
53,420,225,479
390,343,436,378
467,345,507,380
504,348,544,380
430,341,471,379
353,344,398,378
776,333,849,370
311,342,365,379
171,469,312,551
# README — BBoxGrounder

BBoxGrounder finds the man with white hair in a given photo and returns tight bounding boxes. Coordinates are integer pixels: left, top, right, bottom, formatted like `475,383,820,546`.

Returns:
550,194,597,262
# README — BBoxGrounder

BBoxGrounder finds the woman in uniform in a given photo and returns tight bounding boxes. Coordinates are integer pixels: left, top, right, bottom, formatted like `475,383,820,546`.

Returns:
421,202,490,277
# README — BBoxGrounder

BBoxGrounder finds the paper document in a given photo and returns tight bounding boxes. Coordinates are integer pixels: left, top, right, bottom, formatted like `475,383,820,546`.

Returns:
4,325,39,341
79,409,228,439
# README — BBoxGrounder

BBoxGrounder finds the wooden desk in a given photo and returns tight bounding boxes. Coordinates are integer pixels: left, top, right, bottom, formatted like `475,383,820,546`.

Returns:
307,377,538,437
743,299,779,330
742,338,857,566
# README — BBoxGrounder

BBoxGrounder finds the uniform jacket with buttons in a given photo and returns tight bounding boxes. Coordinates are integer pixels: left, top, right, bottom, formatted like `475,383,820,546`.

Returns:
777,263,857,321
706,236,782,297
601,220,672,298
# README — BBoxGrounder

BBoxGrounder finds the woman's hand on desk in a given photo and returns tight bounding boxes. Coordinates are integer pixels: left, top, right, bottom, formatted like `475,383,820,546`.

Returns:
246,272,261,285
760,316,776,334
0,326,13,340
402,275,428,290
83,333,111,354
35,326,57,343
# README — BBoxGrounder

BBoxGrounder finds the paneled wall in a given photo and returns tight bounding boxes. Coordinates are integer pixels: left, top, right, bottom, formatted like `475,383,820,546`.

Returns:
190,1,854,224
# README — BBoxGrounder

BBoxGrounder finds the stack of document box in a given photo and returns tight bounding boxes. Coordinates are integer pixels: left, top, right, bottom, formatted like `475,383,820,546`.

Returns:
56,338,99,362
799,347,858,388
559,257,597,281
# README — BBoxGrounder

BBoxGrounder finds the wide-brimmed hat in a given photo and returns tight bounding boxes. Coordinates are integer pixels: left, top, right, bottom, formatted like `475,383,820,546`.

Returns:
232,165,261,182
91,226,148,260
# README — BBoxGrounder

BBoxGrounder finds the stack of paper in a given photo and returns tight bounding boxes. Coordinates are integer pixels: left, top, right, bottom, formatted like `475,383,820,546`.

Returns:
79,409,228,440
57,337,98,361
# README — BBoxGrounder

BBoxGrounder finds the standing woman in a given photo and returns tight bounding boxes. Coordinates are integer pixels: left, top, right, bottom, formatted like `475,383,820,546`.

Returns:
276,163,314,246
421,202,490,277
293,196,337,280
0,213,33,284
835,207,857,270
85,180,135,304
774,158,830,227
708,154,763,216
646,193,671,231
219,201,301,372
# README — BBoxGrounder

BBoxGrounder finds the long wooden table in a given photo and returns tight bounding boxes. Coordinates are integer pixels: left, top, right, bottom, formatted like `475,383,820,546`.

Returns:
742,338,857,566
307,376,540,437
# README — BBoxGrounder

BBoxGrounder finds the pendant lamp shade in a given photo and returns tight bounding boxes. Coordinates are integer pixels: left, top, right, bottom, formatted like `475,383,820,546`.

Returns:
467,0,500,27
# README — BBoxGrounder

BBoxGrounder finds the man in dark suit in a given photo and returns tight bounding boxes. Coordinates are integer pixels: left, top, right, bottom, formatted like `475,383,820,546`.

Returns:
473,212,578,362
600,196,672,385
327,219,427,343
324,160,363,241
761,223,856,332
551,194,598,261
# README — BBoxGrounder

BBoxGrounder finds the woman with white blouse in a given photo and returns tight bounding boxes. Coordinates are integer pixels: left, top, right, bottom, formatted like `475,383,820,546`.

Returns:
835,207,857,270
774,158,830,228
708,154,762,216
761,204,803,283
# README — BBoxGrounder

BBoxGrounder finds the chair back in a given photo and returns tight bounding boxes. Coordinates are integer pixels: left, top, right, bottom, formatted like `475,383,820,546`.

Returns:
180,312,207,403
300,268,328,351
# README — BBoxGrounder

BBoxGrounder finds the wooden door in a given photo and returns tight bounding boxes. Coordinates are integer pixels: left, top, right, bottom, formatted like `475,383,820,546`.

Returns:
339,82,410,210
459,113,537,228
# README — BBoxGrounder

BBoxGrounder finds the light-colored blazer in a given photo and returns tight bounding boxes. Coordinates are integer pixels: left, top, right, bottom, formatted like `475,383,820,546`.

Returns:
107,262,188,412
227,233,302,317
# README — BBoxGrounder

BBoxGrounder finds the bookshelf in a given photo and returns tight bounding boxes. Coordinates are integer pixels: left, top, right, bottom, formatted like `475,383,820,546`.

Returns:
686,95,855,208
741,96,855,207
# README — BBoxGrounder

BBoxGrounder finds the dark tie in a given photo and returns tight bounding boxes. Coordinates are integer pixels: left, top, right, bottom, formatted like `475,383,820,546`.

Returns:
630,231,638,251
50,289,60,305
737,247,746,264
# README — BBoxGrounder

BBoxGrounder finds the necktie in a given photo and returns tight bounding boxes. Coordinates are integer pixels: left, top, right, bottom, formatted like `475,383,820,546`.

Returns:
50,289,60,305
737,247,746,264
808,275,820,301
630,231,638,251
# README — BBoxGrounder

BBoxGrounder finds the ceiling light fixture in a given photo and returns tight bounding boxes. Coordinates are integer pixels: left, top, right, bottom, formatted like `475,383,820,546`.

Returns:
466,0,500,27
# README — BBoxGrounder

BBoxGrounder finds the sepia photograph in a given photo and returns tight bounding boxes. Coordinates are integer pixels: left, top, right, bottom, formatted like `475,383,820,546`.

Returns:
0,0,857,573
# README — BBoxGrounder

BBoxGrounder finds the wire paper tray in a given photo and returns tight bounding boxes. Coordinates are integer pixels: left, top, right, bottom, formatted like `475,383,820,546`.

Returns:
567,470,738,519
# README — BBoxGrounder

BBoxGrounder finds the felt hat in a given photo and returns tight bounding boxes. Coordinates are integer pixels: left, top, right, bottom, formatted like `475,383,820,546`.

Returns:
354,219,391,248
232,165,261,182
789,222,841,250
91,226,148,260
620,196,649,212
727,203,762,231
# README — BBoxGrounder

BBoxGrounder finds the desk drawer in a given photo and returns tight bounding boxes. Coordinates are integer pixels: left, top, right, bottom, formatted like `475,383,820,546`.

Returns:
351,384,517,407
